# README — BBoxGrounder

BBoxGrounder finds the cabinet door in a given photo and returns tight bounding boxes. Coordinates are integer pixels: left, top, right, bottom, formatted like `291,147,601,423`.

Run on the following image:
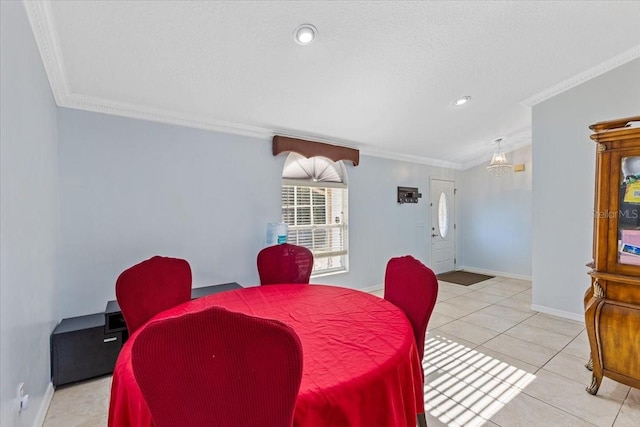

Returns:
606,147,640,275
52,327,122,386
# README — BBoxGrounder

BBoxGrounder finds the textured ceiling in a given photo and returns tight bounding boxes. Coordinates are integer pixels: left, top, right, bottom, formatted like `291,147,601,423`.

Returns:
25,1,640,168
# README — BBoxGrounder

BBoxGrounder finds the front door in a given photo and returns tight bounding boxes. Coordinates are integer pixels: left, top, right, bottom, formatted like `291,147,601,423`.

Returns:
430,179,455,274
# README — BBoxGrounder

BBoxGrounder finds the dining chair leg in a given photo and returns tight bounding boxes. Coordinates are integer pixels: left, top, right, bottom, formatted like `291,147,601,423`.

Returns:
417,412,428,427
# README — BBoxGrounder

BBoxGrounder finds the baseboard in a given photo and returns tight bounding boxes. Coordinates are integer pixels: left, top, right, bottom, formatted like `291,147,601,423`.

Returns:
34,382,54,427
359,283,383,294
531,304,584,322
456,266,532,281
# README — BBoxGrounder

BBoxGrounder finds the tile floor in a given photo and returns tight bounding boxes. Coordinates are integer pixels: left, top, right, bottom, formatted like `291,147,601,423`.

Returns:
43,276,639,426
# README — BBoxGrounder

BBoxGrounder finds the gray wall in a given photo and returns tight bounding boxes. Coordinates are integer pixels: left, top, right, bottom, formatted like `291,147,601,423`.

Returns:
57,109,280,317
458,145,532,277
1,1,60,425
532,58,640,319
57,108,456,318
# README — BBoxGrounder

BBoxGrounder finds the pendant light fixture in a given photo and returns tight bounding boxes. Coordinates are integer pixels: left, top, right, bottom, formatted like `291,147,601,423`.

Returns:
486,138,513,176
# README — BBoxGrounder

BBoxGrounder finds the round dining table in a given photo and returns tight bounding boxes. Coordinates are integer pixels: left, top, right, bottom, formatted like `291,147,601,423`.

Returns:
108,284,424,427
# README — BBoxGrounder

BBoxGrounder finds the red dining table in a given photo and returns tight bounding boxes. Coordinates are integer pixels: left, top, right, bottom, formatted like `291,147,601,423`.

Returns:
108,284,424,427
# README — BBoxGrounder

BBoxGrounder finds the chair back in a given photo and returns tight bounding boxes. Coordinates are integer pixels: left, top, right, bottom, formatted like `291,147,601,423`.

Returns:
257,243,314,285
115,255,192,333
384,255,438,360
131,306,303,427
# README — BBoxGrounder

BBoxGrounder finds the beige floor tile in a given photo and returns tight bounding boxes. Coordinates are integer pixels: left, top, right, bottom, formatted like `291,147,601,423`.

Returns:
426,332,480,354
521,312,585,338
562,334,592,360
44,376,111,427
424,353,471,378
574,329,590,343
439,282,476,295
424,335,479,372
369,288,384,297
523,369,629,427
425,351,535,404
460,311,521,333
476,285,523,298
487,392,599,427
504,322,575,351
77,415,108,427
488,281,530,292
481,277,508,284
483,334,557,367
470,346,539,386
437,280,455,286
434,301,480,318
465,372,529,404
497,279,532,290
614,388,640,427
510,289,533,302
423,408,450,427
424,388,495,427
464,290,508,304
427,312,456,330
594,376,634,401
477,304,536,323
437,289,462,302
494,296,537,312
465,280,497,290
443,295,493,312
425,347,519,385
435,320,500,346
425,372,507,421
423,354,472,375
543,351,593,385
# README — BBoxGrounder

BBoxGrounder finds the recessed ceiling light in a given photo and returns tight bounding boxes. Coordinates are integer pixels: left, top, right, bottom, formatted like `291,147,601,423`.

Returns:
294,24,317,45
453,96,471,106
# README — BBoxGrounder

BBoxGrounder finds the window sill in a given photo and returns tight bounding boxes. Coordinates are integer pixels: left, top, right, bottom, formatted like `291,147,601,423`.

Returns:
311,268,349,280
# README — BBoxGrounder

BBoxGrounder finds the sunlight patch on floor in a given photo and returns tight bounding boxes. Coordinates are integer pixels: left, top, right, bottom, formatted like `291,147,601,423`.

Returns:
423,334,536,426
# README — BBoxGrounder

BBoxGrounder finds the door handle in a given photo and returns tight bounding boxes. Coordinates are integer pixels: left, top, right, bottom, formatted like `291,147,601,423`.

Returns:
431,234,439,237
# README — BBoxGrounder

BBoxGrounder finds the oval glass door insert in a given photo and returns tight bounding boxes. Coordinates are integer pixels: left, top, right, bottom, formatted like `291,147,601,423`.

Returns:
438,192,448,238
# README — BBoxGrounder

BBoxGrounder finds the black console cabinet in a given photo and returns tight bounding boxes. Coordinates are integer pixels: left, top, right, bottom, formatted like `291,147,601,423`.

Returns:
51,313,123,387
104,282,241,336
51,282,241,387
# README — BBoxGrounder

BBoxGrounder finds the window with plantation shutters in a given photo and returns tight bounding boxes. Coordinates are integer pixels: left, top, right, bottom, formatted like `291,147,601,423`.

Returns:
282,153,349,275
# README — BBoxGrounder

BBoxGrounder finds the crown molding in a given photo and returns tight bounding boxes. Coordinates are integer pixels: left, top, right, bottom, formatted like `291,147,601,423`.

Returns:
66,93,276,140
358,147,464,170
21,0,511,173
65,91,469,170
23,0,69,104
520,45,640,107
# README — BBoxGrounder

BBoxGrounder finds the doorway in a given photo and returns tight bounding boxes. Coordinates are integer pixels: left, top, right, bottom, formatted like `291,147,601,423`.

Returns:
430,179,456,274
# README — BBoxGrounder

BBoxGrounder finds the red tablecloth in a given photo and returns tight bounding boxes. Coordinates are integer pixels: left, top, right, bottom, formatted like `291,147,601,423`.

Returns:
108,284,424,427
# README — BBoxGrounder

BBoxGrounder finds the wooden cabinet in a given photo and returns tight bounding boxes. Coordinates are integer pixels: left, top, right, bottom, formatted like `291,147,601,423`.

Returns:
585,115,640,395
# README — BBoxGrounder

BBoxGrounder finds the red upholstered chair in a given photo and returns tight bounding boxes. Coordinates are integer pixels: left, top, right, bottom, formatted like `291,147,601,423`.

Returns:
131,306,303,427
115,256,192,334
384,255,439,427
257,243,314,285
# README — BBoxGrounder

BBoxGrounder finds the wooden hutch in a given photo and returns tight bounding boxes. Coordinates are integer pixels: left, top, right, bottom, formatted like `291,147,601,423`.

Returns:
584,115,640,394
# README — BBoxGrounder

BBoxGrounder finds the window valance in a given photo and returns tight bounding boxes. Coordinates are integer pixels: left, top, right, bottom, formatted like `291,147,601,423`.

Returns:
272,135,359,166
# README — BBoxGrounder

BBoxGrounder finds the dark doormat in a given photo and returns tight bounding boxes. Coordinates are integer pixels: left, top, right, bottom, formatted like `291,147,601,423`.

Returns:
436,271,494,286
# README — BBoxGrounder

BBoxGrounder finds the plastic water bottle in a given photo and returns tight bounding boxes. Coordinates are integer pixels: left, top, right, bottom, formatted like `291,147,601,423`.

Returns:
266,222,288,246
